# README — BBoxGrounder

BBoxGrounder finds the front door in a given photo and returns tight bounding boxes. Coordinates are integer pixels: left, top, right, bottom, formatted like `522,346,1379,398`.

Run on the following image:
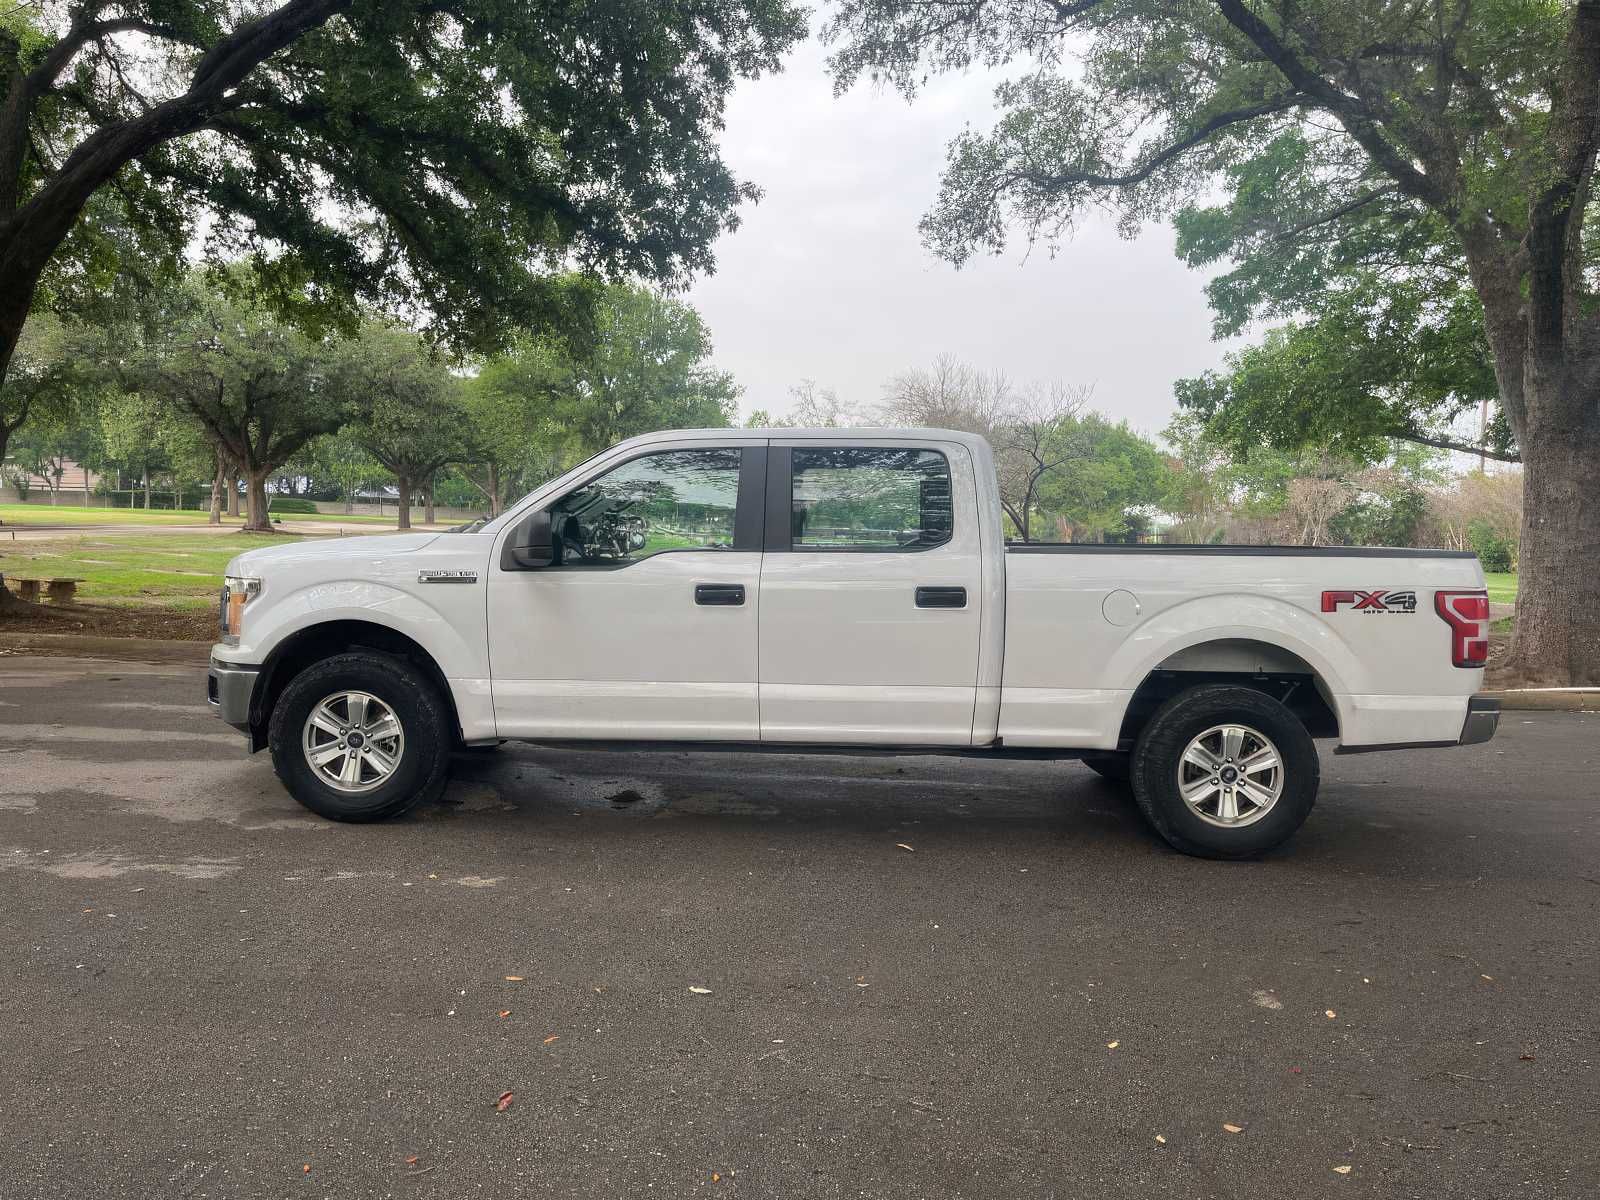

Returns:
489,443,764,740
757,440,984,744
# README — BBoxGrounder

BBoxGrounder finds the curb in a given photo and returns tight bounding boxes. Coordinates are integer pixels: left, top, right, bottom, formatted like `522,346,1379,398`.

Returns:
1482,688,1600,713
0,631,210,666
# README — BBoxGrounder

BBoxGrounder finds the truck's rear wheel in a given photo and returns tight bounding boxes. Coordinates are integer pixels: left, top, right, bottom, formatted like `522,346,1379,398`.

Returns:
1129,685,1318,859
268,652,452,821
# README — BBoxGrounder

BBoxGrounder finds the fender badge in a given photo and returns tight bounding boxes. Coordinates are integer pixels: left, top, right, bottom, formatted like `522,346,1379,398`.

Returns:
418,569,478,584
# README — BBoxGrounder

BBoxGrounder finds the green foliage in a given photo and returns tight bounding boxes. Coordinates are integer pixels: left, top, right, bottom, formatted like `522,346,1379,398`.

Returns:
1031,414,1170,541
1469,521,1517,573
129,275,367,525
466,282,738,506
822,0,1579,465
344,321,468,484
267,496,320,514
4,0,806,385
0,314,104,464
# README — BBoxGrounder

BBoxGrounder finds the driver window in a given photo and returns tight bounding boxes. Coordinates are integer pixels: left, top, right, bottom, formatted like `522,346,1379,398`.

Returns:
549,448,741,565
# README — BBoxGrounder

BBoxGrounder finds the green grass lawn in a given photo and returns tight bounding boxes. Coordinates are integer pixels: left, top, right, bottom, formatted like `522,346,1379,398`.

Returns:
1484,572,1518,605
0,531,306,610
0,502,396,528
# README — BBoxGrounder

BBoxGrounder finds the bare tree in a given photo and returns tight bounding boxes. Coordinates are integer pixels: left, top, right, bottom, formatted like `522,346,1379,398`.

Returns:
882,356,1089,539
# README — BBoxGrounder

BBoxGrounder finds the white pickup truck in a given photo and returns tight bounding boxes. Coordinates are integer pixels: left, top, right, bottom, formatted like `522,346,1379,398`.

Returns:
208,427,1498,858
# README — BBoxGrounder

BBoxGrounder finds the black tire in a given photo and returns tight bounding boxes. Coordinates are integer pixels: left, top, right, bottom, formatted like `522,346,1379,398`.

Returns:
1129,685,1318,859
1080,752,1131,784
268,651,453,822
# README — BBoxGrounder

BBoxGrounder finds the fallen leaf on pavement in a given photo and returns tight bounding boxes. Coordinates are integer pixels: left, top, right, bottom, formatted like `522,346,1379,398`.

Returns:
895,843,914,852
1325,1010,1337,1019
405,1156,419,1166
1155,1135,1166,1145
1520,1053,1536,1061
1222,1123,1244,1134
1333,1165,1352,1175
497,1010,511,1018
689,986,712,994
495,1091,514,1111
712,1173,721,1183
302,1164,311,1174
504,975,523,982
543,1035,559,1045
1107,1041,1119,1049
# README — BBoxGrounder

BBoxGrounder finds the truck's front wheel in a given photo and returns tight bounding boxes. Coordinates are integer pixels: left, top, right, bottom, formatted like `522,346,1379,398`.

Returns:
268,652,452,822
1129,685,1318,859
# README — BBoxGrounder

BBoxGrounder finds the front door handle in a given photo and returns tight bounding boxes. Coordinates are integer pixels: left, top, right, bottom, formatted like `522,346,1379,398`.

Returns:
915,586,967,609
695,583,745,606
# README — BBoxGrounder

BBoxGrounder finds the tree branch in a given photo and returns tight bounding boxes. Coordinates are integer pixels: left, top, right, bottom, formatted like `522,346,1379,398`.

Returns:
1398,428,1520,463
1211,0,1451,213
1012,93,1308,191
3,0,350,278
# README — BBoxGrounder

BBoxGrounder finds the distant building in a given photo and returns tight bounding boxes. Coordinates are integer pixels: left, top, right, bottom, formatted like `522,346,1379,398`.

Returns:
8,459,101,496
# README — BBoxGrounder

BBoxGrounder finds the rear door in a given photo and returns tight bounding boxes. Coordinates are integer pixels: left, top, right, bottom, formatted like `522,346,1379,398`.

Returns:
756,439,983,744
488,441,766,740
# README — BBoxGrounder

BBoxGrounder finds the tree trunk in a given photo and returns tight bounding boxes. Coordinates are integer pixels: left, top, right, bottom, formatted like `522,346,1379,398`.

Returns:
142,468,151,510
395,473,412,530
489,462,501,517
227,473,241,518
209,454,225,525
423,475,436,525
1507,413,1600,685
243,470,272,532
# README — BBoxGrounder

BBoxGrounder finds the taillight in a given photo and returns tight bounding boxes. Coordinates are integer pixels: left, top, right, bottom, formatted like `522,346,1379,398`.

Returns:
1435,590,1490,668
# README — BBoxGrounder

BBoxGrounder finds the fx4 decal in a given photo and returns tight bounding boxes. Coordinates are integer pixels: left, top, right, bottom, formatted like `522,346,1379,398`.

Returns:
1320,589,1418,614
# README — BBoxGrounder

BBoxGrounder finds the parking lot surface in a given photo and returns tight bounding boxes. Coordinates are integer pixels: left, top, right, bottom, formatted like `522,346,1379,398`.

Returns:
0,656,1596,1198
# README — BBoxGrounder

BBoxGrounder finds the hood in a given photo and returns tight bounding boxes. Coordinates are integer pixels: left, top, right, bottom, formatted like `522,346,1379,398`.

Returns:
229,532,441,575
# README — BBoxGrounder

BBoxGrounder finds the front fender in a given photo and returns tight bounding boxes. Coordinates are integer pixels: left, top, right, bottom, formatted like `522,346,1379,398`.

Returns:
231,579,489,682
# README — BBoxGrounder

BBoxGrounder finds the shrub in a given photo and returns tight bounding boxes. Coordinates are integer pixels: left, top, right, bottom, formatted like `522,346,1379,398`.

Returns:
267,496,320,514
1468,520,1515,572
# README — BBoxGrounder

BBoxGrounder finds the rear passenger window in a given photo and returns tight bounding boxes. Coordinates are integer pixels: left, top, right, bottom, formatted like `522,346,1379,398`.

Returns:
790,448,953,550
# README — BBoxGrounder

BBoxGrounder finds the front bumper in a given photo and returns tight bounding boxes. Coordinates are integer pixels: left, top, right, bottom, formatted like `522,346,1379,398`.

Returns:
207,657,259,733
1458,694,1500,746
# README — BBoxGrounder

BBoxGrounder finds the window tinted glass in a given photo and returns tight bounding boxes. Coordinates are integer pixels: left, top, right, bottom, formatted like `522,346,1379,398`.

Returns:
551,448,740,564
790,448,953,550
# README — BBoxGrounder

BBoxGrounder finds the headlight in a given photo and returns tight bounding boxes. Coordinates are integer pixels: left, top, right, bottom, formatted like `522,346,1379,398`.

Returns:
220,575,261,640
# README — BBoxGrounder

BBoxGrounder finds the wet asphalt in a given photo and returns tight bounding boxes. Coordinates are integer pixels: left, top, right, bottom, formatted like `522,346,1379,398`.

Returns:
0,655,1596,1199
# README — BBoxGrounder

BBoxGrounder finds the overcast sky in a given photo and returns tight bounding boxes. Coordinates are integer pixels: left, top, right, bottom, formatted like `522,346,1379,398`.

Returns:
685,34,1237,441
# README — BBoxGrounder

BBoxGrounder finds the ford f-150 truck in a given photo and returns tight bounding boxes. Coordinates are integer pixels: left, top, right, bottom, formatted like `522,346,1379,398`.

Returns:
207,427,1498,858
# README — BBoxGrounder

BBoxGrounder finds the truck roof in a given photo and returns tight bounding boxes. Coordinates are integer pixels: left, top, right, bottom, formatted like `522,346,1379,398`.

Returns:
605,426,992,451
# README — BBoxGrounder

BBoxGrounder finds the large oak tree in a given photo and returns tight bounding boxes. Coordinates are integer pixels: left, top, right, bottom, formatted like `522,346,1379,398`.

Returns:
0,0,804,464
828,0,1600,685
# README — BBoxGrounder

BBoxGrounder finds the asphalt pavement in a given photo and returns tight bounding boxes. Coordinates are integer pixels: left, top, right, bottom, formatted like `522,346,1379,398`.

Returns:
0,655,1596,1199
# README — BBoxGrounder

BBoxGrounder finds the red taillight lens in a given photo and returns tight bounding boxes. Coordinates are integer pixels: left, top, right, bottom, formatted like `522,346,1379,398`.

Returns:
1435,590,1490,668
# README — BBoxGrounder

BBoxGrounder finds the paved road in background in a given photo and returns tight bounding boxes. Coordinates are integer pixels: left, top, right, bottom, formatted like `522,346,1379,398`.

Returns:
1,656,1595,1198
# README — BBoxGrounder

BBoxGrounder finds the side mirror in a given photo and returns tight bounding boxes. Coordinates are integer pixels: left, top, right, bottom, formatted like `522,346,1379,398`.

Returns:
501,509,557,570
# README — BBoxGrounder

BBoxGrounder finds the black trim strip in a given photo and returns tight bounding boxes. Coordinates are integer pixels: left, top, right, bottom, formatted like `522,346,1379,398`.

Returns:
764,445,793,551
1007,543,1479,559
734,445,766,552
521,738,1086,761
1333,739,1458,755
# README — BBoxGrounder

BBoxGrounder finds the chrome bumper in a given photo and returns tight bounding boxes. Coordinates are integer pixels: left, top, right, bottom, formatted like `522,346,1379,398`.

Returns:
1459,695,1500,746
206,657,259,732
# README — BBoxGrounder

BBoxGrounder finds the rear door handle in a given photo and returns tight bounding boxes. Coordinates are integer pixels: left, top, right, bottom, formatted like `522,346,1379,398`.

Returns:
695,583,745,606
915,586,967,609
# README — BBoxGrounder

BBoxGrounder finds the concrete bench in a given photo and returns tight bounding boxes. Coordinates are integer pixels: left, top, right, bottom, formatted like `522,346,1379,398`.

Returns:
5,576,85,603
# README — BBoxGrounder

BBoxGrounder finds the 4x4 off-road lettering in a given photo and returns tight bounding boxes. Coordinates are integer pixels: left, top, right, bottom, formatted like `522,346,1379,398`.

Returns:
1320,589,1418,614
